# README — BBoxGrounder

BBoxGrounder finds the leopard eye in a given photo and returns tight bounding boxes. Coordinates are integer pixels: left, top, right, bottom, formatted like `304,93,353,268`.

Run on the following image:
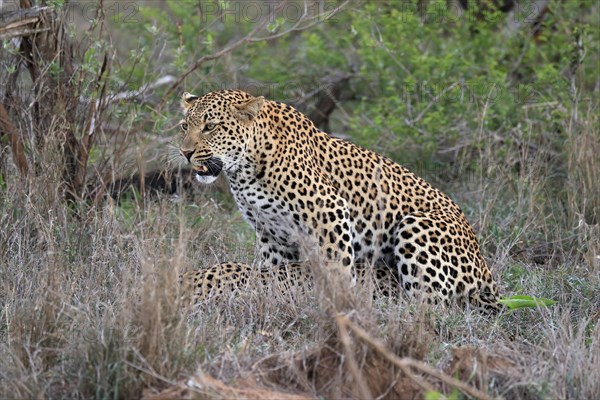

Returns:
203,122,217,132
180,122,188,132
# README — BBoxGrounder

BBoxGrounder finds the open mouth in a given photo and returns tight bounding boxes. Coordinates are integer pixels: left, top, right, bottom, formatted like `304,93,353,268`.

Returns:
192,157,224,178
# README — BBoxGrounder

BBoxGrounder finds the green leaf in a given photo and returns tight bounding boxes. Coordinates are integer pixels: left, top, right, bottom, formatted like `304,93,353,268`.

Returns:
424,391,443,400
499,295,557,310
425,388,461,400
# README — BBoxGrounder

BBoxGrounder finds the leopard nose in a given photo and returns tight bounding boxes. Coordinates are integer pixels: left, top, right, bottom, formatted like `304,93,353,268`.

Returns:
181,149,195,162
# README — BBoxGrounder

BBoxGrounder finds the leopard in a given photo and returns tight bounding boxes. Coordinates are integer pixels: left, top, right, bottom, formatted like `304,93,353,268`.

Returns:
176,89,502,312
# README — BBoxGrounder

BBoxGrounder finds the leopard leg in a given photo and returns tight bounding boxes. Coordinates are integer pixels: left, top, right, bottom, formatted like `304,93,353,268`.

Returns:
393,210,501,312
180,262,313,304
180,262,252,304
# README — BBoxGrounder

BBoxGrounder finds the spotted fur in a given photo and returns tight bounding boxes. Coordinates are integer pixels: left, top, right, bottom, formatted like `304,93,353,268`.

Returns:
177,90,501,312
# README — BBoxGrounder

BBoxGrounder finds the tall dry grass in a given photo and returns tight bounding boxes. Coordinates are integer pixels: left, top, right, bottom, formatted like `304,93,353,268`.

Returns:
0,5,598,398
1,114,599,398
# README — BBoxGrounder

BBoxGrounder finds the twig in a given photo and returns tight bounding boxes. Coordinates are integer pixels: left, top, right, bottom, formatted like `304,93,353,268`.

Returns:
106,75,177,104
247,0,350,43
0,6,52,40
336,317,373,399
336,315,497,400
157,2,285,110
156,0,350,113
125,348,179,387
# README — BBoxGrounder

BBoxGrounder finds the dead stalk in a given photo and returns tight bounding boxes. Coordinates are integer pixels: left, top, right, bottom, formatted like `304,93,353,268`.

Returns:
335,316,373,399
336,315,497,400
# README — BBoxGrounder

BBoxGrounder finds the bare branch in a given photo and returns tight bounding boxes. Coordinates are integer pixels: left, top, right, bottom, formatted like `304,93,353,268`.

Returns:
336,315,497,400
157,0,350,112
0,6,52,40
107,75,177,104
248,0,351,43
336,317,373,399
157,3,283,110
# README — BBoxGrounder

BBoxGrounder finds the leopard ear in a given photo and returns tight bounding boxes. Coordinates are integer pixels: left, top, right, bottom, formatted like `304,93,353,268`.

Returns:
233,96,264,123
181,92,199,113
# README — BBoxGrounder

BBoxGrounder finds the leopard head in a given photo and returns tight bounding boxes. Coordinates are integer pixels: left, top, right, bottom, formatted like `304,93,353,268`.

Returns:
178,89,264,183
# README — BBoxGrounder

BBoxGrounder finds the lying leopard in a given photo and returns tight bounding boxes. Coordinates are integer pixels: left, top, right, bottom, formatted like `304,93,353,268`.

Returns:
177,89,501,312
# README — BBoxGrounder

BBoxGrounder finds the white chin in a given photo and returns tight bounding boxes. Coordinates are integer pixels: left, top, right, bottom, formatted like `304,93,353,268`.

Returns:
195,174,218,184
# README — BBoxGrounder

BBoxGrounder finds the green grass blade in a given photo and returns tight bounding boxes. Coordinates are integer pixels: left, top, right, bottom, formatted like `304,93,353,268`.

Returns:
499,295,557,310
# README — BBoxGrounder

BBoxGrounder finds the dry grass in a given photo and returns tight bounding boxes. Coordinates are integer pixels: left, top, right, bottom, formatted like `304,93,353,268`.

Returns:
1,4,598,400
1,91,598,399
1,15,598,397
1,144,599,399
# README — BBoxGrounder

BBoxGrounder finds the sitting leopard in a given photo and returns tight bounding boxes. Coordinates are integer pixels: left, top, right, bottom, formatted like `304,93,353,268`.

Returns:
177,89,501,312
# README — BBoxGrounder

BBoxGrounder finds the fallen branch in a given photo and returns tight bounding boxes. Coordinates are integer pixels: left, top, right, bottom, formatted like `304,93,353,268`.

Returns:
336,315,496,400
305,72,352,131
0,6,52,40
336,318,373,399
106,167,197,201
